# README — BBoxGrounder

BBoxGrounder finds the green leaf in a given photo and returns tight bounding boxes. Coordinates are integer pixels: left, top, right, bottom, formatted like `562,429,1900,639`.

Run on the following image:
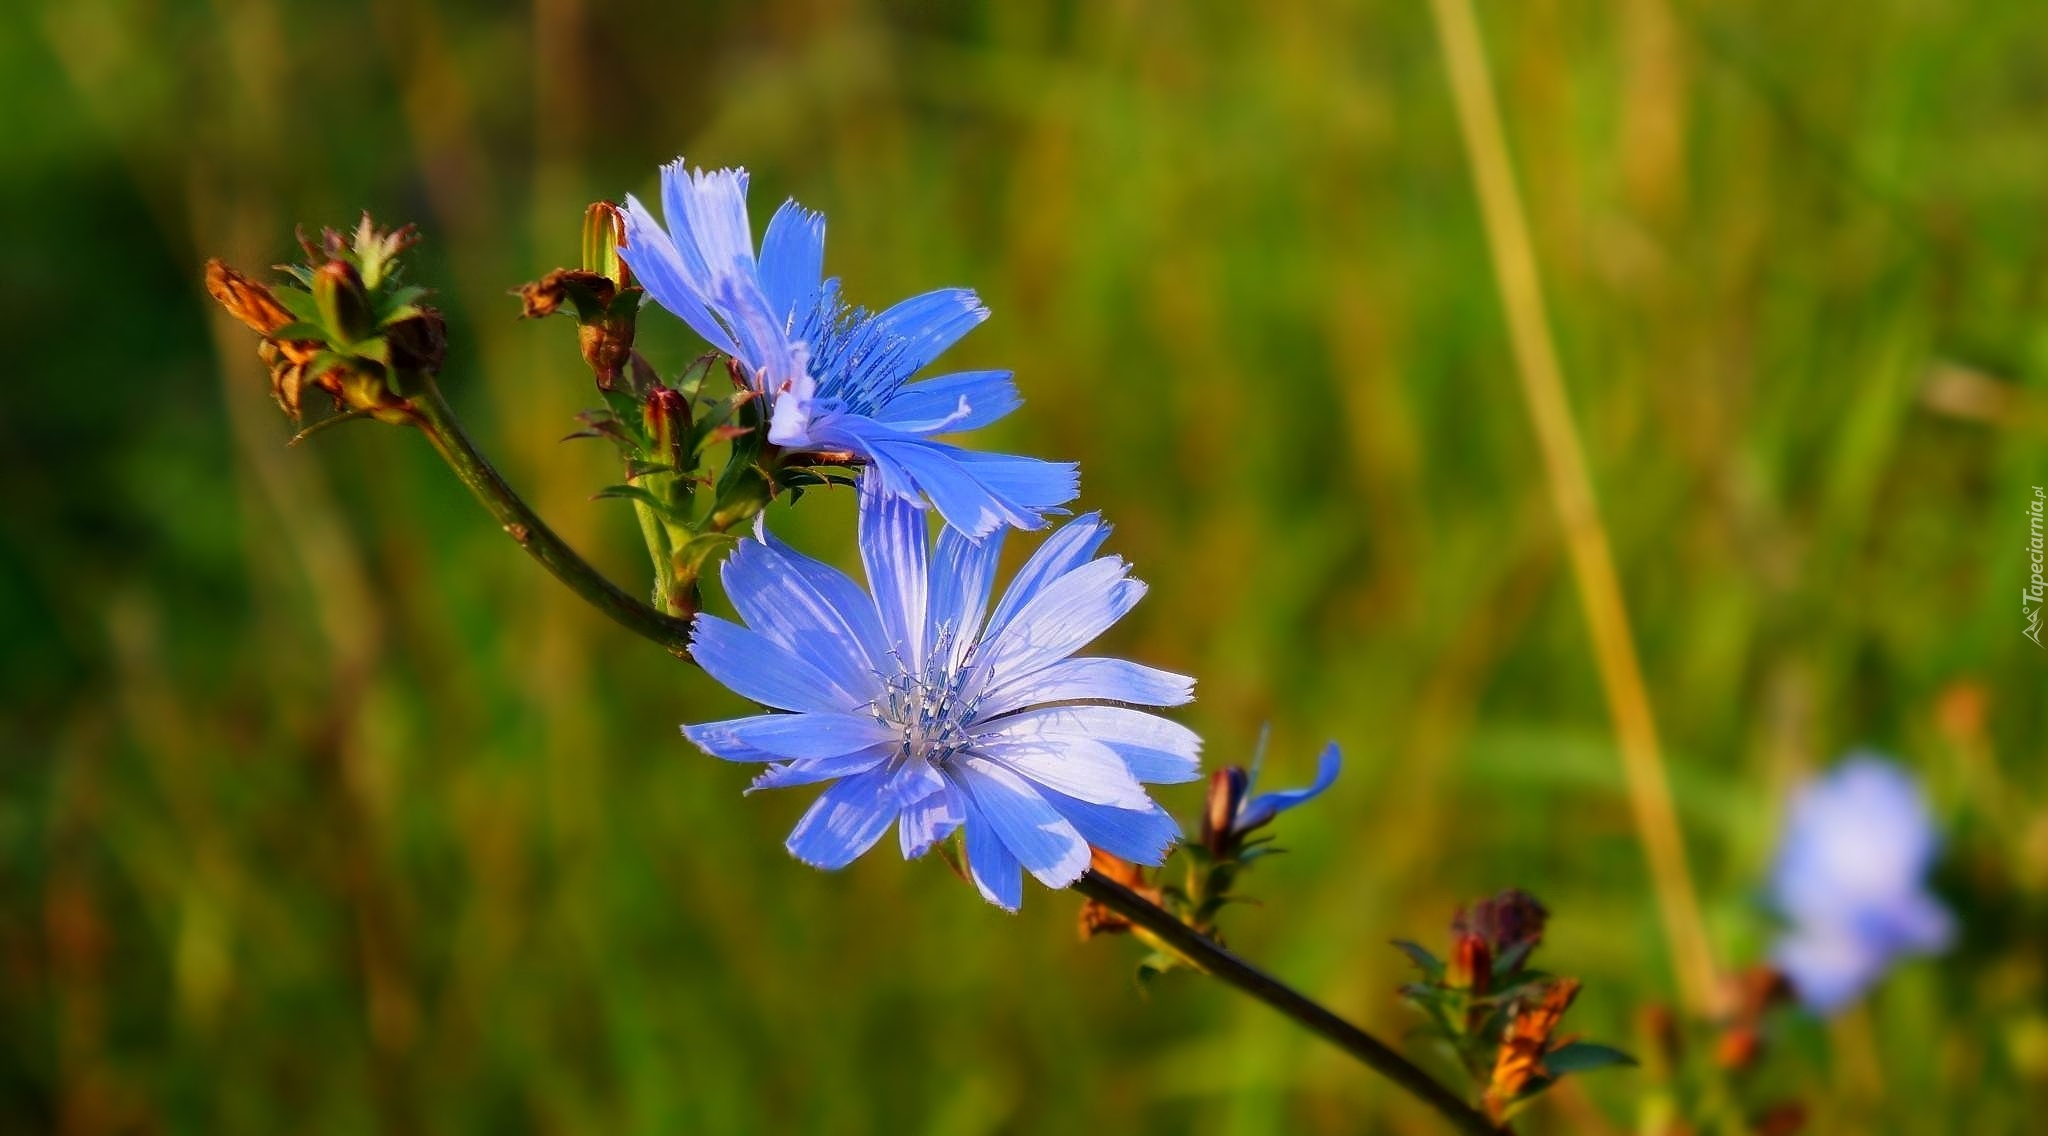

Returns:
1391,939,1446,979
275,287,323,324
1542,1041,1638,1076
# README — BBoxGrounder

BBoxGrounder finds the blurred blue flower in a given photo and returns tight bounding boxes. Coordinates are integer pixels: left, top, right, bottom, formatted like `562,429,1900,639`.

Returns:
1233,740,1342,835
1769,755,1954,1013
682,479,1199,910
618,160,1078,537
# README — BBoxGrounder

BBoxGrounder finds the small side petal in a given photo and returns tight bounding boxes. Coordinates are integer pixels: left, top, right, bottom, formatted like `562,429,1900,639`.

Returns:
1235,742,1342,833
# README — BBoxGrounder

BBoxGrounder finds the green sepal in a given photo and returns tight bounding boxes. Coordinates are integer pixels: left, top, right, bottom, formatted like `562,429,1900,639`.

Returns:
1541,1041,1638,1076
1391,939,1447,980
592,484,688,524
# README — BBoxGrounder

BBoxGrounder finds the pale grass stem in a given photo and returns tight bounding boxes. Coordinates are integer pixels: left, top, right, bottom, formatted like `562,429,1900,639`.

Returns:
1425,0,1722,1018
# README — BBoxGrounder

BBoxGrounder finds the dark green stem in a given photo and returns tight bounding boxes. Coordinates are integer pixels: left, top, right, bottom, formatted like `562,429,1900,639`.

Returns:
408,379,696,657
1072,871,1507,1136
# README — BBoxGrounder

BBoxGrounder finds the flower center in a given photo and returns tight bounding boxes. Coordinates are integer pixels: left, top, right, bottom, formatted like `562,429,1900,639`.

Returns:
872,628,984,767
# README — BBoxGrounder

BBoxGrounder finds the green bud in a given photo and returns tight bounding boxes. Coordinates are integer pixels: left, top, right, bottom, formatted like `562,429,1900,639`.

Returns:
312,260,375,346
582,201,632,289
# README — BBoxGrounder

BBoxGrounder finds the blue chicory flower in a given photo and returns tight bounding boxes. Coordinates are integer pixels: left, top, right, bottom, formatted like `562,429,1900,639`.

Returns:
1232,741,1342,835
682,479,1200,910
618,160,1079,537
1769,754,1954,1013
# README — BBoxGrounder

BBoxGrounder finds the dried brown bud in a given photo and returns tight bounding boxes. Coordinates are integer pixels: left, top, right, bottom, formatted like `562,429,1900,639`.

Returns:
515,268,616,320
1453,888,1549,970
1078,848,1161,940
1484,977,1582,1121
1715,965,1792,1071
205,259,295,335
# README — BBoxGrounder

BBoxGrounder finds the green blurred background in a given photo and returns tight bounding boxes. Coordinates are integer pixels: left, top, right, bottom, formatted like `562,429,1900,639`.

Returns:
4,0,2046,1131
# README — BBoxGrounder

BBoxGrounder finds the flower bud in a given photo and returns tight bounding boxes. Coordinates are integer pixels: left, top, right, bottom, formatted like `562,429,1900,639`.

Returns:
644,384,691,471
582,200,633,289
1448,930,1493,995
1200,766,1249,857
1453,888,1549,974
312,260,375,346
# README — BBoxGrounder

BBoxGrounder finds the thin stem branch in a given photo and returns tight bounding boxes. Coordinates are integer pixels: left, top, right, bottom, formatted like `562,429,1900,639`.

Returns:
1425,0,1720,1017
407,379,696,657
1071,871,1507,1136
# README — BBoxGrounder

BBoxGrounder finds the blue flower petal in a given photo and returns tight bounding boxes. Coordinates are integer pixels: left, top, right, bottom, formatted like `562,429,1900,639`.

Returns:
785,765,899,870
1774,924,1887,1013
898,784,965,859
1035,788,1182,868
975,733,1153,811
758,199,825,322
1768,754,1954,1013
691,615,862,714
748,750,892,793
722,533,883,704
983,513,1110,638
618,194,735,356
978,658,1195,719
877,370,1021,434
686,712,898,761
678,716,787,762
974,556,1143,684
971,706,1201,784
929,525,1003,672
857,478,930,667
1234,742,1342,833
859,438,1064,537
860,288,989,388
959,790,1023,910
662,162,755,282
755,523,892,667
955,756,1090,889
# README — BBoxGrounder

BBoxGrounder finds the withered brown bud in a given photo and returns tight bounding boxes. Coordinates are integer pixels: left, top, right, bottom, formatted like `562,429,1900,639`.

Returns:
1199,766,1249,857
205,259,294,335
1484,977,1582,1121
1453,888,1549,968
515,268,616,320
1078,848,1160,940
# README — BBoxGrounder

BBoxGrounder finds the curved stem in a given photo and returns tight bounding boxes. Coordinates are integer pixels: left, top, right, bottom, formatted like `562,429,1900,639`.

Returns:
407,379,696,657
1072,871,1507,1136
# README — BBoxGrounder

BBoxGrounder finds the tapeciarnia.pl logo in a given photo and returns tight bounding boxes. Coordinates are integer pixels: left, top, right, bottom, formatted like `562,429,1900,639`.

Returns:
2028,486,2045,648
